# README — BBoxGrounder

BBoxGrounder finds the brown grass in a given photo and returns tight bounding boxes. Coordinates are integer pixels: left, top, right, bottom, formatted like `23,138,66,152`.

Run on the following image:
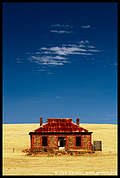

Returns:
2,123,118,175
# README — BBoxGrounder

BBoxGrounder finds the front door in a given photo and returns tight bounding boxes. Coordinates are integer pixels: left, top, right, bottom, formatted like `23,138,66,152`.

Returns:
58,137,66,149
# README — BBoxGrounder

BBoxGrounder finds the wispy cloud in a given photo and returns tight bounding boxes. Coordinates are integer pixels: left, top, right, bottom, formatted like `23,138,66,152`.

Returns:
16,57,24,64
103,62,117,68
40,46,87,56
81,25,91,29
50,30,72,34
88,45,96,48
51,24,72,28
80,40,89,44
17,40,102,71
39,41,100,56
50,24,72,34
87,49,101,52
28,55,69,66
32,68,47,72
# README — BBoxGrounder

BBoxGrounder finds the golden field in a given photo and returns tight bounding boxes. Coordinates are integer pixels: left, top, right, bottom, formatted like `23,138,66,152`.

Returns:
2,123,118,175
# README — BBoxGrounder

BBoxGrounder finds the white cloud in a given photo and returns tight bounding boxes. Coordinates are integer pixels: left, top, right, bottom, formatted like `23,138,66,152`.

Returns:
18,40,102,71
79,44,86,48
32,68,46,72
87,49,100,52
72,52,92,55
50,24,72,34
51,24,72,28
81,25,91,28
53,56,67,60
88,45,95,48
40,45,92,56
35,51,41,54
40,47,48,50
80,40,89,44
28,55,68,66
50,30,72,34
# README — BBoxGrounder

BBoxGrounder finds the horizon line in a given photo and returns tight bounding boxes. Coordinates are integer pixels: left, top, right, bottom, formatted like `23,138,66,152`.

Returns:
2,122,117,125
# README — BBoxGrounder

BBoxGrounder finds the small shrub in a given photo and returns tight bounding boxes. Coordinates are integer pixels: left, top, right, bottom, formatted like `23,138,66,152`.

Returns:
26,153,32,156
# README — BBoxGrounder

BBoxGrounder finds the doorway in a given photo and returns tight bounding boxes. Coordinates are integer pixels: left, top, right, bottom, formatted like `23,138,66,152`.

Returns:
58,137,66,149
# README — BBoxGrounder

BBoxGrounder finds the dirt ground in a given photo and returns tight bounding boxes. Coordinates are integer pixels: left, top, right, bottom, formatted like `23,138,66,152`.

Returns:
2,123,118,175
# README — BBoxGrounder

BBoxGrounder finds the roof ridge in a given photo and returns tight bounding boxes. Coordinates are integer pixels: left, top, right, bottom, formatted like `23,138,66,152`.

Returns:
34,119,88,133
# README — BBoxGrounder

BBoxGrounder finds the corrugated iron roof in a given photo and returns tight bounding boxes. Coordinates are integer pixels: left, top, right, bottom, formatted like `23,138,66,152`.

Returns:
34,118,88,133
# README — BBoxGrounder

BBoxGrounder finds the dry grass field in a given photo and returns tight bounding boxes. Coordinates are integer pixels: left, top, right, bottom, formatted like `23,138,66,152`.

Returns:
2,123,118,175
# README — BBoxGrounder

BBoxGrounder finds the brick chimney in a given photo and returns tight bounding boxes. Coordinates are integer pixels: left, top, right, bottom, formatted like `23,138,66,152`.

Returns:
76,118,80,126
40,117,43,126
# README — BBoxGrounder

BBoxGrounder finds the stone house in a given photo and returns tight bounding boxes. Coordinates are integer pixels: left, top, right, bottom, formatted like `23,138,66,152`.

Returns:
29,118,93,152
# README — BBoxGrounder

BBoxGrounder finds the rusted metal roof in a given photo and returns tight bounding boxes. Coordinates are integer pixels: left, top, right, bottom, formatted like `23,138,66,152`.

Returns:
34,118,88,133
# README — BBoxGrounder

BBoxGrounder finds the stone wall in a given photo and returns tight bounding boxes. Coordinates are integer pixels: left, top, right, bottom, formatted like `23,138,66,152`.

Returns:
49,136,57,148
66,135,92,150
31,134,92,151
67,135,75,148
32,135,58,148
33,135,41,147
82,135,91,149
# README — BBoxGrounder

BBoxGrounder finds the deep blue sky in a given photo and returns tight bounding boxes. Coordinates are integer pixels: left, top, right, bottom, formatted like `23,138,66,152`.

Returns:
3,3,117,124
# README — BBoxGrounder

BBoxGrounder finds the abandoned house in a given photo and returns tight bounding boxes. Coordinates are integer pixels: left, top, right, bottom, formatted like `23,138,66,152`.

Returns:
29,118,93,152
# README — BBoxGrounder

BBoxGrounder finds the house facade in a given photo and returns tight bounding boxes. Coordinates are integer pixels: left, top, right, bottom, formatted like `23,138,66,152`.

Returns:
29,118,92,152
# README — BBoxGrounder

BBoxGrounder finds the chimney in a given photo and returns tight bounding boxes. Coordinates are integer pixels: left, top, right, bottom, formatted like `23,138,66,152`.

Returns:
76,118,80,126
40,117,43,126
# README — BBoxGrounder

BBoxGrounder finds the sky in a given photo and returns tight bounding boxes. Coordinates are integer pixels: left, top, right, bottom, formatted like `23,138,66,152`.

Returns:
3,2,118,124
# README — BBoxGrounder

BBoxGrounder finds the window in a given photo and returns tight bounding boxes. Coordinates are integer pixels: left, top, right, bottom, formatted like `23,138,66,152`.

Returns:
76,136,81,146
42,136,47,146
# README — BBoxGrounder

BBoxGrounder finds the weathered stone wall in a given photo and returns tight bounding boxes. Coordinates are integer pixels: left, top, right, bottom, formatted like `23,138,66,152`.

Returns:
32,135,58,148
66,135,92,150
33,135,41,147
49,136,57,148
82,135,91,149
31,134,92,151
67,136,75,148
